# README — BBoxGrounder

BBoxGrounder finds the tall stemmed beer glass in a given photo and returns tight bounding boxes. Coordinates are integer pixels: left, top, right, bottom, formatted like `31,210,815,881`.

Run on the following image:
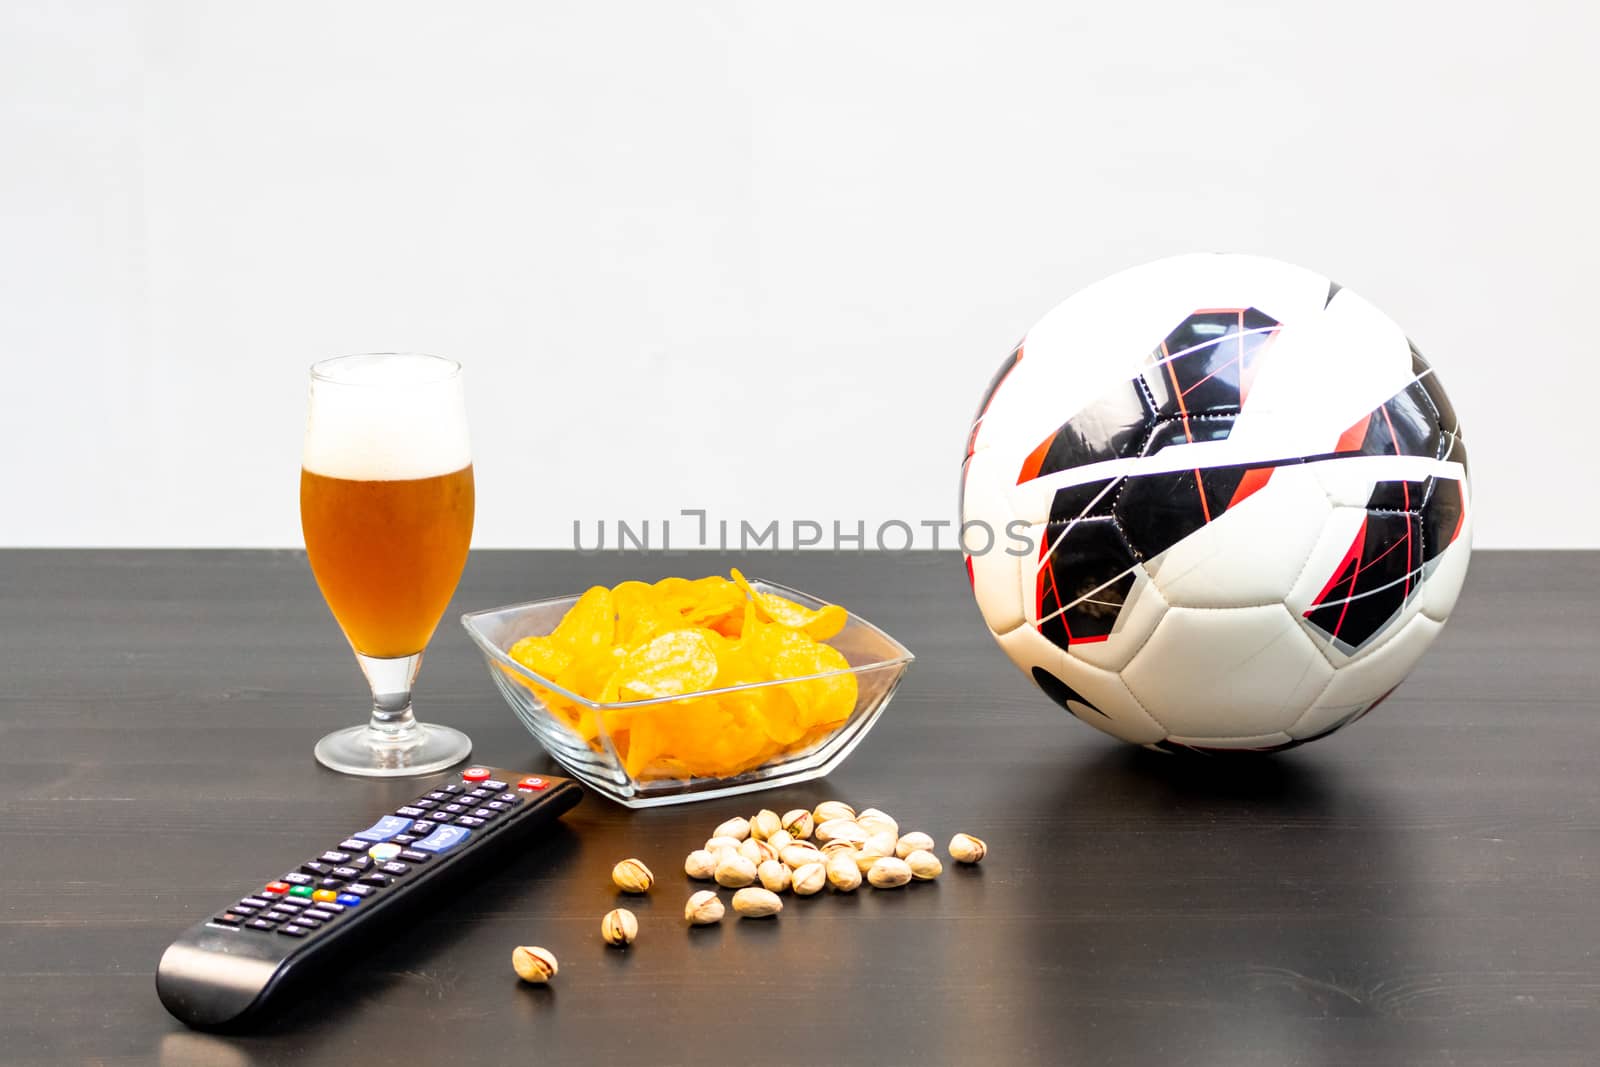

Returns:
301,354,476,776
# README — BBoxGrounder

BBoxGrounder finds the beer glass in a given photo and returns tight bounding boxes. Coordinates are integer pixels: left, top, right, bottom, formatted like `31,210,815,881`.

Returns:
300,353,476,776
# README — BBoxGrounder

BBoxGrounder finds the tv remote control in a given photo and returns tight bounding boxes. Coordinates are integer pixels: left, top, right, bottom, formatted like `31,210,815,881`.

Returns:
157,765,582,1031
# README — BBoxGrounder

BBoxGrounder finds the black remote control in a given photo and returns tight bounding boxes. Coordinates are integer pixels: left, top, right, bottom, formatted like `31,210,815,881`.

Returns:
156,765,582,1031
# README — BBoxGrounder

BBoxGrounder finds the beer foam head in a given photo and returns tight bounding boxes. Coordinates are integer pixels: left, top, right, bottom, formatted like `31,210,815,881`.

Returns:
302,354,472,480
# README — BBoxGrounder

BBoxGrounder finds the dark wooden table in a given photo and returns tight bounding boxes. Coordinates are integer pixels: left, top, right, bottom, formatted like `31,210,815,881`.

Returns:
1,550,1596,1065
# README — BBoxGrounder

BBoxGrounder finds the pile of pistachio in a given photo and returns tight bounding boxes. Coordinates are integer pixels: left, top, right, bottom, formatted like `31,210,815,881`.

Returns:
682,802,985,923
512,802,987,981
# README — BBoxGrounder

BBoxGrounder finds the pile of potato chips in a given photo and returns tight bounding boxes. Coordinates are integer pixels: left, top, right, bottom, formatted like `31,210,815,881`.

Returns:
505,570,858,781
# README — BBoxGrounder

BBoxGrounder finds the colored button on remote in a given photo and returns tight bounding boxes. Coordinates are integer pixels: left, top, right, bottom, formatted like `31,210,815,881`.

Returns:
288,885,314,898
354,815,413,843
262,881,291,895
335,893,364,907
413,825,471,853
462,767,491,782
311,889,338,903
517,776,549,791
367,842,402,862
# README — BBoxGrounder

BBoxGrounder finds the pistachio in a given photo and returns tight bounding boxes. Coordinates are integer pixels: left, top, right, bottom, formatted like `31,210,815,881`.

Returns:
705,835,744,854
684,849,717,880
739,838,777,866
826,851,862,892
611,858,654,894
781,809,816,840
685,889,725,925
750,809,782,841
713,816,751,842
863,830,898,858
714,853,758,888
767,829,795,851
712,845,742,868
854,841,891,873
812,800,856,824
819,839,858,858
906,849,943,880
757,859,792,893
867,856,912,889
731,887,783,918
895,832,935,859
512,945,558,984
857,808,899,840
949,833,987,865
791,862,827,896
601,908,639,946
815,819,867,847
780,844,824,869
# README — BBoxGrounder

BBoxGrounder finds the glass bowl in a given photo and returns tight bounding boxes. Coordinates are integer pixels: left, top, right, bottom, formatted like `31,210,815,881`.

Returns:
460,579,914,807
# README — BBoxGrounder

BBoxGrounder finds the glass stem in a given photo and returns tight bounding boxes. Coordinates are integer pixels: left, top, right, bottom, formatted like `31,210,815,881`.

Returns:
355,652,424,746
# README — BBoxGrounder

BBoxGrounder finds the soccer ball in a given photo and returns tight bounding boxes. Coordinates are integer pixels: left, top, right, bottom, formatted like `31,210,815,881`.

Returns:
960,254,1471,752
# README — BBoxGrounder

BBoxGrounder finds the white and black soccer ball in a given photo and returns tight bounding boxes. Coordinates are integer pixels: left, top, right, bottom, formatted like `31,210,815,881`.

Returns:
960,253,1472,752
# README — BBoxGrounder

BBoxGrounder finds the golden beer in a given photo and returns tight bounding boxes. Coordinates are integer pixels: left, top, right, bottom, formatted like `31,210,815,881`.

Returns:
300,465,475,659
301,351,477,776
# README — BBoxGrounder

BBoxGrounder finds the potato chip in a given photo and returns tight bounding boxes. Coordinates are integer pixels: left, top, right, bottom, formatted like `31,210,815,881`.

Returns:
729,568,848,640
551,585,615,653
615,630,719,700
507,634,574,679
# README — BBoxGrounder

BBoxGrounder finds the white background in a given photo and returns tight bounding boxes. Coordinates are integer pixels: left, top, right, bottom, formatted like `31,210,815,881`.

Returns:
3,1,1595,549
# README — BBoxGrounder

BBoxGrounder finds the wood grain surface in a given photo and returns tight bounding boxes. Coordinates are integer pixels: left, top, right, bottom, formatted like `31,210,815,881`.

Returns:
0,549,1595,1066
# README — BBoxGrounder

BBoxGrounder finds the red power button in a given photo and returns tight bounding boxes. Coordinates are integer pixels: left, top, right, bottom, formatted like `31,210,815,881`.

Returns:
517,776,549,791
462,767,491,783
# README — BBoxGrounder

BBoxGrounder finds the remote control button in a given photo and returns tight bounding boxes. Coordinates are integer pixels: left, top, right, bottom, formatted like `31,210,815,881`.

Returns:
346,855,373,872
484,779,508,791
441,803,468,815
496,793,521,804
380,861,410,876
335,893,364,907
231,904,259,916
247,918,278,931
313,901,346,914
462,767,491,782
281,872,314,886
263,910,297,923
354,815,413,843
410,798,437,810
288,885,314,899
278,925,309,938
274,897,307,910
263,881,291,895
406,823,435,837
440,784,464,794
454,815,486,829
466,788,494,801
426,791,450,801
311,889,339,903
239,896,271,909
302,908,336,922
484,801,510,813
344,883,378,897
398,849,430,863
414,825,471,853
301,861,331,876
337,839,367,852
213,912,244,926
395,806,426,818
319,878,345,890
359,873,393,887
331,866,361,880
367,842,402,862
468,808,498,820
320,850,351,864
517,776,549,791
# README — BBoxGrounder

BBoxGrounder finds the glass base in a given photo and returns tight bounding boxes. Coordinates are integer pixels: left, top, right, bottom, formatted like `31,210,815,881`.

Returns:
314,721,472,778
